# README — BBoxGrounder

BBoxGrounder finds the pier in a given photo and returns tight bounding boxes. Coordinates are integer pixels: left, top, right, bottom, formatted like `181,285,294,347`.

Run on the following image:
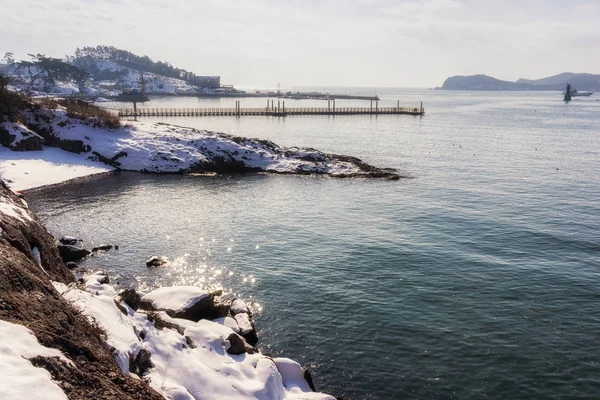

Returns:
117,100,424,118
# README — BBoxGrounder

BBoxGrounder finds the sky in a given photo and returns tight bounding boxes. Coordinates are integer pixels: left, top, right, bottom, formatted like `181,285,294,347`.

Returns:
1,0,599,88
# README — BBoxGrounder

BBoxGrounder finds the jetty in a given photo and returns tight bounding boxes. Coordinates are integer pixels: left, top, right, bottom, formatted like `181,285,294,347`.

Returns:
117,100,424,118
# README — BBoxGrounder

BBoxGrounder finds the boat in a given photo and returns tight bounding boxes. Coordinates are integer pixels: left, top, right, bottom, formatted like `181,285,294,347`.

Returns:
115,72,150,102
571,88,593,97
114,88,149,102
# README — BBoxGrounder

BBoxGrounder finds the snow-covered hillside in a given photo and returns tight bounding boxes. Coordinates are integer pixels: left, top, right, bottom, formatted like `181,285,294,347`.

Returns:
75,59,198,95
1,59,203,96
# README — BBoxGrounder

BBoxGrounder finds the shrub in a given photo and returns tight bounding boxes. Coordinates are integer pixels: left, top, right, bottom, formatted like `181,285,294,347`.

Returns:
0,73,28,123
59,99,121,129
33,98,121,129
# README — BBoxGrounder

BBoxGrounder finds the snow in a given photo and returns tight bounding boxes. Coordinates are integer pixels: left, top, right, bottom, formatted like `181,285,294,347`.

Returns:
21,107,372,176
274,358,314,393
231,299,250,315
0,319,71,400
234,312,253,335
31,246,49,276
0,121,43,148
1,102,389,191
0,187,33,222
52,273,335,400
213,316,241,333
141,286,209,314
0,146,113,191
53,280,142,373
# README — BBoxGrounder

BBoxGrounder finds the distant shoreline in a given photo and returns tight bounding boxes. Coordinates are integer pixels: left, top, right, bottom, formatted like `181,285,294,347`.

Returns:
439,72,599,92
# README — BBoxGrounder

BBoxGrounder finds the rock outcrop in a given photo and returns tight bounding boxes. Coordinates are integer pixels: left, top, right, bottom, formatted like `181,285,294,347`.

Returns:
0,180,163,399
57,243,91,262
0,122,44,151
145,255,167,268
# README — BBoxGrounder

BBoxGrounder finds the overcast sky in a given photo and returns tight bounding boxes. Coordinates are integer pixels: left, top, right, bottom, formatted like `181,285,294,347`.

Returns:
1,0,599,88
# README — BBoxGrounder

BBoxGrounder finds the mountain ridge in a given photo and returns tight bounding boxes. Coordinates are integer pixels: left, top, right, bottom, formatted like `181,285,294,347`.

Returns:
440,72,600,91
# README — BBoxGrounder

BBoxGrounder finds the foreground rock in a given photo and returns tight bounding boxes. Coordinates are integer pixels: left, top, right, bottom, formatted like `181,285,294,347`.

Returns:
57,243,91,262
145,255,167,268
0,180,164,399
0,121,44,151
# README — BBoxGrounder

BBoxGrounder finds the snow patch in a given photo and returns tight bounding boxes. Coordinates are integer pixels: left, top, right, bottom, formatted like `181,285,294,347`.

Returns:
0,191,33,222
0,319,72,400
0,146,113,191
141,286,209,314
231,299,249,315
213,316,241,333
31,246,49,276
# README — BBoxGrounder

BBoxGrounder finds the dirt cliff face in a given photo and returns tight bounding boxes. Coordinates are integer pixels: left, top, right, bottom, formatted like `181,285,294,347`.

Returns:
0,180,163,399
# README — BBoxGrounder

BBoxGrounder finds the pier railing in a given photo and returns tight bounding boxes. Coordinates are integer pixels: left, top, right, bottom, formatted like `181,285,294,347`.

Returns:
117,105,424,118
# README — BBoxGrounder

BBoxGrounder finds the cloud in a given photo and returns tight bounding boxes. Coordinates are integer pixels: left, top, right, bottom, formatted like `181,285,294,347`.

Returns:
1,0,599,87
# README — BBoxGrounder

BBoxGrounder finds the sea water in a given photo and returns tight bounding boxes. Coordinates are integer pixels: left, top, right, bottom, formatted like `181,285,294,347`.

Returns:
26,89,600,399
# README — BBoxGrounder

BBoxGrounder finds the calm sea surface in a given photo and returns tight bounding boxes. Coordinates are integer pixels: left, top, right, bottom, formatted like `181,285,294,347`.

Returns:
26,89,600,399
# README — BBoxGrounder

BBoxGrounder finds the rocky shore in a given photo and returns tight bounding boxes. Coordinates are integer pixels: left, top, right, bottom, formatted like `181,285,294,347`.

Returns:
0,96,396,398
0,100,402,182
0,180,337,399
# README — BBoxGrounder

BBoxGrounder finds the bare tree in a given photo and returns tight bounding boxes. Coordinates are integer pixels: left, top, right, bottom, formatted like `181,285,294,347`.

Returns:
1,52,14,65
15,54,88,92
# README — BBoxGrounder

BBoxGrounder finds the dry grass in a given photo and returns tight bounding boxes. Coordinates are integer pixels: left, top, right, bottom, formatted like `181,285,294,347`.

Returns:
0,87,28,123
34,98,120,129
60,99,121,129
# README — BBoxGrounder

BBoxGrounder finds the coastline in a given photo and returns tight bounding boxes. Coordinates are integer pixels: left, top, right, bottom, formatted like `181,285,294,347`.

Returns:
0,101,387,399
0,177,338,399
0,98,410,398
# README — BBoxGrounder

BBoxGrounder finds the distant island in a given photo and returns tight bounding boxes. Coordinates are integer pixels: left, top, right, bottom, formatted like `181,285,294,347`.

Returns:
438,72,600,91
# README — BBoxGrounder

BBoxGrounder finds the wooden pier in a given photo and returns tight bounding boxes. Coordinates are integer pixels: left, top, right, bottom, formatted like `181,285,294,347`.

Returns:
117,101,424,118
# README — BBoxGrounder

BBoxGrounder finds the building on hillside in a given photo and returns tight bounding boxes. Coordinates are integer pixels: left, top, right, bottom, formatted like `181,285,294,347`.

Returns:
195,76,220,88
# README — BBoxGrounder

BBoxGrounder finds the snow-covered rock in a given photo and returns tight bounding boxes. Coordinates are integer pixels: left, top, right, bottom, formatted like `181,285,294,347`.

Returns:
0,185,33,224
139,286,229,321
231,298,250,315
213,316,241,333
53,273,336,400
0,122,44,151
275,358,316,393
140,286,209,314
20,106,400,179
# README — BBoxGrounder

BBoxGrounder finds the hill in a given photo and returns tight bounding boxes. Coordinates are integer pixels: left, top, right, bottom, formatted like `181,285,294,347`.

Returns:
1,46,222,97
71,45,220,90
441,72,600,91
441,75,533,90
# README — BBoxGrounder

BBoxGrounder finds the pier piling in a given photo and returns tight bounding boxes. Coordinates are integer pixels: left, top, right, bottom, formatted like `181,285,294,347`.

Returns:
115,102,425,118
